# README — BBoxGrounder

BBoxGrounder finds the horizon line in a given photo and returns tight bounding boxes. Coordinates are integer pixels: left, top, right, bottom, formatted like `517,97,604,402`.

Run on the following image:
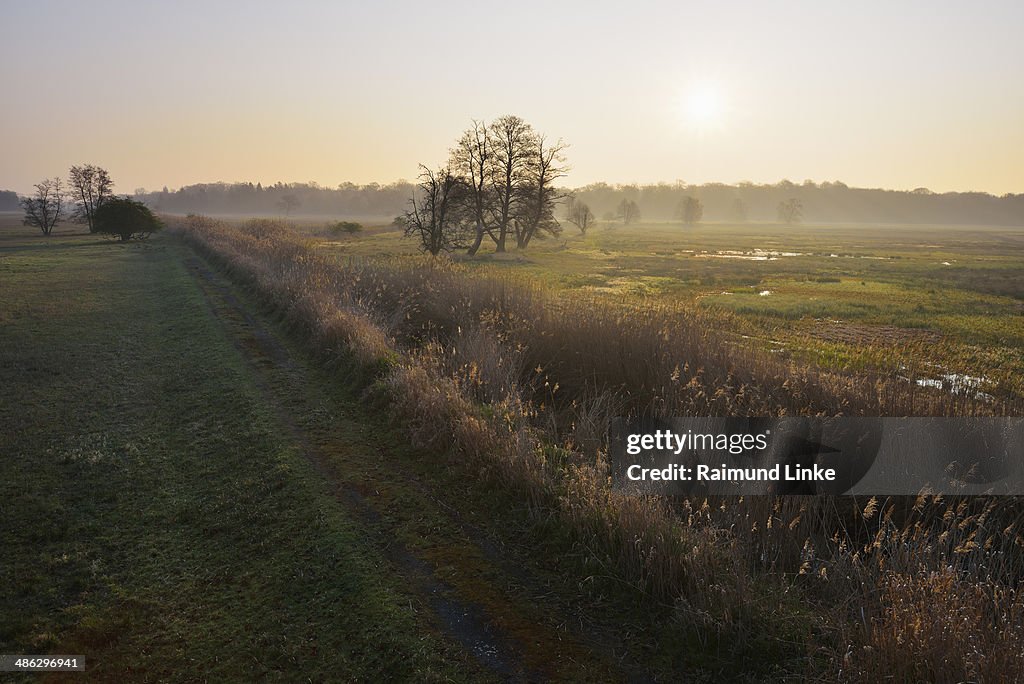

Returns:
75,178,1024,198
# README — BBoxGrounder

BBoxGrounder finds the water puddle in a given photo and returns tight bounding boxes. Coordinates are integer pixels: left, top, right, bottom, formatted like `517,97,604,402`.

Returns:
914,372,994,401
827,253,892,260
697,249,803,261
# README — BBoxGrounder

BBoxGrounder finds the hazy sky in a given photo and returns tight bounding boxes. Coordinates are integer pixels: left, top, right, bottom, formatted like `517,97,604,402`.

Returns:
2,0,1022,195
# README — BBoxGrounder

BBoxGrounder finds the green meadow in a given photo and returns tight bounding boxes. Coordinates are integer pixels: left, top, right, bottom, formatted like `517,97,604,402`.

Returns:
314,219,1024,399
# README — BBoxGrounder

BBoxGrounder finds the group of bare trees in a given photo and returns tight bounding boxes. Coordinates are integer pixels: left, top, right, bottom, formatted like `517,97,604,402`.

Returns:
21,164,114,236
403,115,568,256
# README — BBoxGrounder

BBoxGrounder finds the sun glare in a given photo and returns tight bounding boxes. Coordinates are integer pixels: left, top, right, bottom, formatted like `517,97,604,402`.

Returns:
675,84,727,133
686,87,723,125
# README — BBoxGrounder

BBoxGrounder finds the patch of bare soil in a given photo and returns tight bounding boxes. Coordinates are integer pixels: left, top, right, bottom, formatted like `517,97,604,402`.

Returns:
813,321,941,346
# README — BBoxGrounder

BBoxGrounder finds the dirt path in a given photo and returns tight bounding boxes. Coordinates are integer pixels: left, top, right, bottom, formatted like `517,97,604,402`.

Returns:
183,253,634,682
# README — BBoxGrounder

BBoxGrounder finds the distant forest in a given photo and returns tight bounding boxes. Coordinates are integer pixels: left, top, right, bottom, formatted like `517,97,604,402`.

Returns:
135,182,413,219
0,190,19,211
131,180,1024,226
5,181,1023,225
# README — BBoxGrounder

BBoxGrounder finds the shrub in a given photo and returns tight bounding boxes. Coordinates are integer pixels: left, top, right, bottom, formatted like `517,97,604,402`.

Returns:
329,220,363,235
93,197,163,241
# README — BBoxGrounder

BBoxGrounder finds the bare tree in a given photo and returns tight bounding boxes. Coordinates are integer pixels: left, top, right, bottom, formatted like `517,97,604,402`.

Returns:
21,178,65,236
677,196,703,225
68,164,114,233
435,115,568,253
278,193,300,216
616,198,641,224
565,197,594,234
450,120,494,255
487,115,536,252
402,165,469,256
514,135,568,249
777,198,803,224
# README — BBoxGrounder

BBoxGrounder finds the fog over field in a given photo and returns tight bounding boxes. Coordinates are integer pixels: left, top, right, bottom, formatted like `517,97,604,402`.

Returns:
119,179,1024,226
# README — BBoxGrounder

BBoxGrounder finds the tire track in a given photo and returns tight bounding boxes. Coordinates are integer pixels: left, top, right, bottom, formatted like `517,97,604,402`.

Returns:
183,254,563,682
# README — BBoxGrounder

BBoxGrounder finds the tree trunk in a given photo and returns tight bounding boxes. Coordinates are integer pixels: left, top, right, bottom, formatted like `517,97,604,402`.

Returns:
467,224,484,255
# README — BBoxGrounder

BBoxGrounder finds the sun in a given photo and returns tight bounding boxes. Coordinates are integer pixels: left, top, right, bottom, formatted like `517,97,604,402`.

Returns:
675,83,728,133
687,88,722,124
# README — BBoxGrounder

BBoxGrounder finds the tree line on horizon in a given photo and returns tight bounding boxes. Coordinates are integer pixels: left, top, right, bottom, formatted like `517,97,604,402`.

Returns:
7,176,1023,227
573,180,1024,227
130,180,415,218
125,178,1024,228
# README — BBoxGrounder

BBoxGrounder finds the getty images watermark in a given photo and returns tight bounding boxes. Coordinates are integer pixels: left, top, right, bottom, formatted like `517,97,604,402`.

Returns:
610,417,1024,496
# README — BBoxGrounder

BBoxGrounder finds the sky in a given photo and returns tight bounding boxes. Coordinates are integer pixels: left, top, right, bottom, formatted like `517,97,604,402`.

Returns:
2,0,1022,196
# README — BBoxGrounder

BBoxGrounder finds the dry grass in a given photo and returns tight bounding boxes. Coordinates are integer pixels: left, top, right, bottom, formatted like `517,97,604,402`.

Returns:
173,215,1024,681
853,568,1023,682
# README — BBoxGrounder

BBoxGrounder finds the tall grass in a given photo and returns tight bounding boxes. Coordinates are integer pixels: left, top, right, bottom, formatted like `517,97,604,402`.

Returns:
173,215,1023,681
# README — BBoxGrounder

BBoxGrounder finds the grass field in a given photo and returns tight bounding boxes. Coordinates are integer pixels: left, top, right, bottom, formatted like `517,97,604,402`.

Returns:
0,223,502,681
